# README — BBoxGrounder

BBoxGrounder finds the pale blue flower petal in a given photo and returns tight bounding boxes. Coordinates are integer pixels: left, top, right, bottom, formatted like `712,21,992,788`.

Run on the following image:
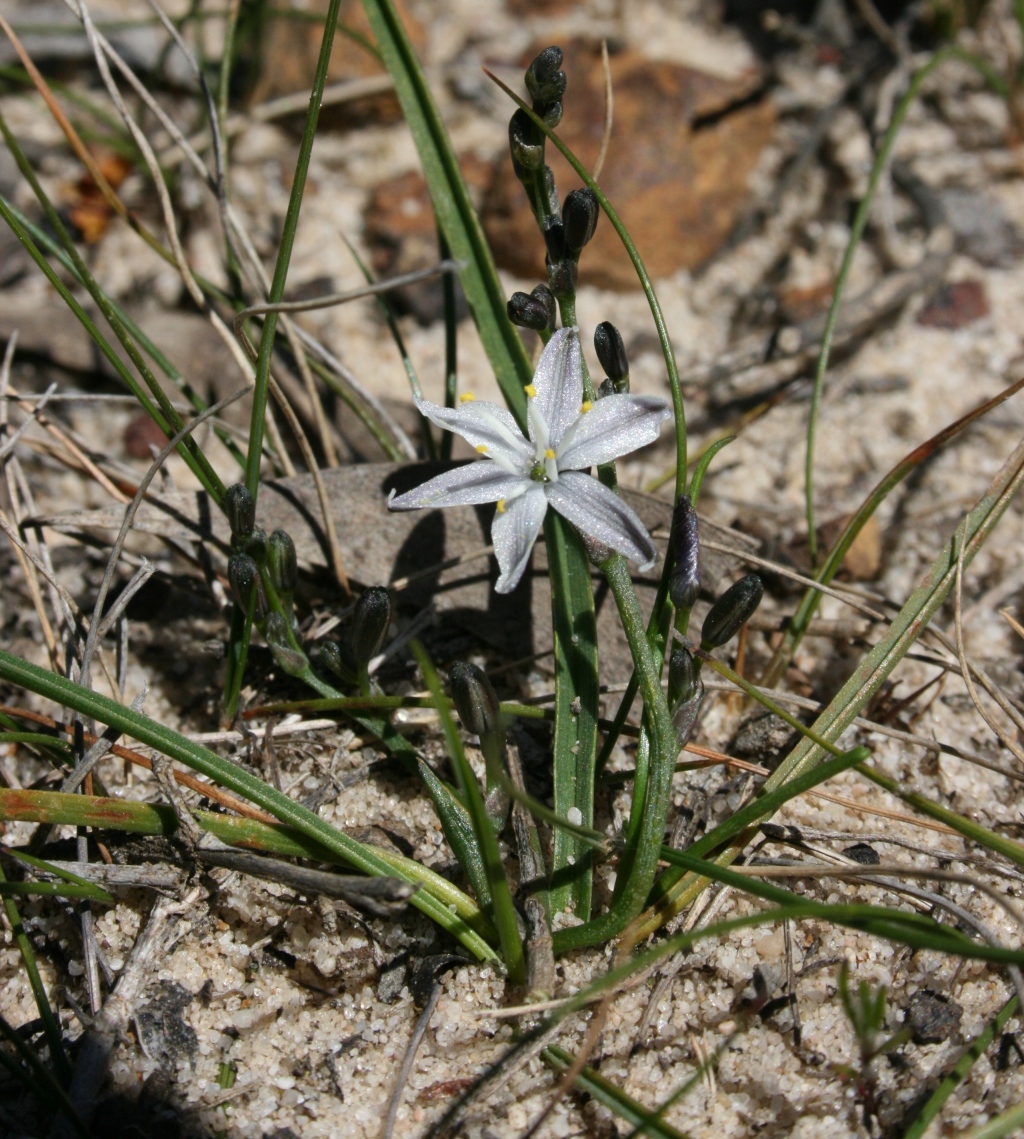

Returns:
546,471,657,570
528,327,584,451
556,393,671,471
491,485,548,593
414,397,533,475
388,462,528,510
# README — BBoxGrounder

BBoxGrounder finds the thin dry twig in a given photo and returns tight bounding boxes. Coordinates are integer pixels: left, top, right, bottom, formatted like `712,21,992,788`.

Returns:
381,983,443,1139
952,520,1024,764
591,39,613,182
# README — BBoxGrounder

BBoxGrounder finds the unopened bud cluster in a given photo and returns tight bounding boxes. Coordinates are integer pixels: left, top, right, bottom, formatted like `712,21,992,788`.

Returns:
503,49,601,332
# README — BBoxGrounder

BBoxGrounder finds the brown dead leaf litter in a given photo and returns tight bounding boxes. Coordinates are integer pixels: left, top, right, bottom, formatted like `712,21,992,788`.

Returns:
2,0,1024,1135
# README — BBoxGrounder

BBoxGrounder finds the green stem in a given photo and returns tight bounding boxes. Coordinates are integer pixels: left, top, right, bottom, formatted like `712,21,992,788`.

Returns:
804,46,955,567
243,0,341,498
551,555,676,953
545,515,599,921
0,865,71,1086
0,651,495,960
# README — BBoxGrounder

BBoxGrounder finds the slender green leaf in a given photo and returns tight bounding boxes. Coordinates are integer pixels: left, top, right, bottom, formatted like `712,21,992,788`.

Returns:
361,0,533,419
0,651,497,960
638,435,1024,937
544,1045,689,1139
412,642,524,982
902,995,1018,1139
546,515,599,919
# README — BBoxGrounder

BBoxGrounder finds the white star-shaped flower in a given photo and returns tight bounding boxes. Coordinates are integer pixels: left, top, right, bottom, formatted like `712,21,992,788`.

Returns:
388,327,672,593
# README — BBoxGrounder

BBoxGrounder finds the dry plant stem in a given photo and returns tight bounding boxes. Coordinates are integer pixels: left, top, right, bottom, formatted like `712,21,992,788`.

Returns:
234,321,349,590
56,0,407,466
381,983,442,1139
55,891,199,1138
147,0,343,472
0,707,278,823
60,690,148,794
75,2,299,474
953,524,1024,763
242,0,342,502
592,39,613,182
78,387,248,690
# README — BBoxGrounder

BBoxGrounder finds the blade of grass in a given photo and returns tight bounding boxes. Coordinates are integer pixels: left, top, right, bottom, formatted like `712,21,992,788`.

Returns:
412,641,524,983
243,0,341,499
543,1045,689,1139
802,44,1010,567
856,764,1024,869
901,994,1018,1139
765,371,1024,688
438,226,458,460
0,1013,86,1136
635,434,1024,938
0,864,71,1086
0,115,225,504
2,847,114,904
361,0,534,420
961,1101,1024,1139
0,785,492,933
417,759,492,909
0,652,497,960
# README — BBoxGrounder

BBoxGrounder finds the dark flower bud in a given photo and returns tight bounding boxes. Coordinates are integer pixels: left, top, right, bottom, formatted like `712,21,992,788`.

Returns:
542,165,560,217
509,109,544,171
243,526,267,563
547,257,577,301
449,661,501,738
563,188,598,254
541,100,563,129
669,495,700,610
351,586,391,666
543,220,567,263
507,291,551,332
225,483,255,543
525,46,566,109
265,611,307,677
227,552,262,615
701,574,764,650
668,645,700,707
598,377,615,398
318,639,356,685
530,284,556,332
668,645,703,747
266,529,297,596
594,322,628,388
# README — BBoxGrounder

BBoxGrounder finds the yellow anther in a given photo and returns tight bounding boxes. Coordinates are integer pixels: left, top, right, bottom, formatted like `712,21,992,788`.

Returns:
459,392,475,403
476,444,488,454
524,384,537,398
544,448,556,460
580,400,593,414
496,499,506,514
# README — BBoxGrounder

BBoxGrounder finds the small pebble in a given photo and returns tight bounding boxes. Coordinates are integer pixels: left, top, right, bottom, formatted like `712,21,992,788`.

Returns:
906,989,963,1044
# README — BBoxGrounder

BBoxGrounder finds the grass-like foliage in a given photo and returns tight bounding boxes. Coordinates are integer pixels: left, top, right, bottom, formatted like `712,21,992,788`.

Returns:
0,0,1023,1134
